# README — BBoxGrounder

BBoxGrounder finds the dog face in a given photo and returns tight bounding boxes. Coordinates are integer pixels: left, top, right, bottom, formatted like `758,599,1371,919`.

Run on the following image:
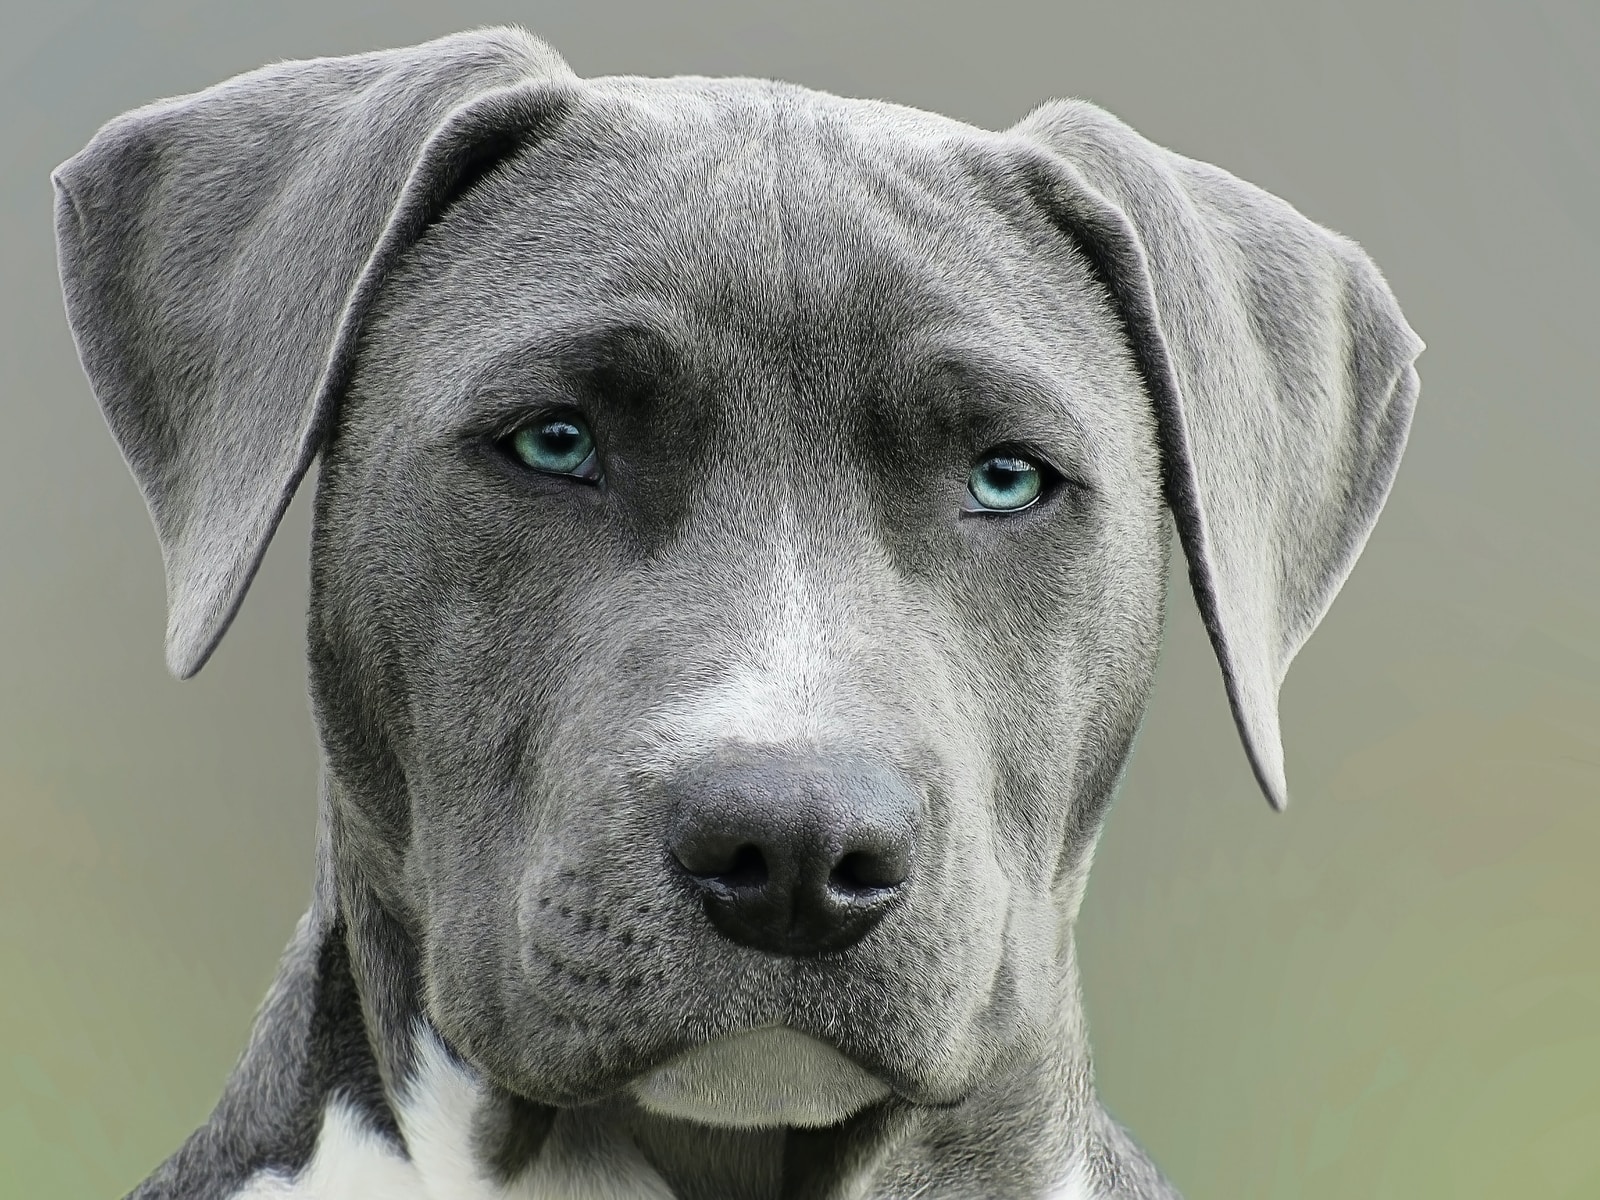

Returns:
307,80,1169,1113
53,28,1421,1134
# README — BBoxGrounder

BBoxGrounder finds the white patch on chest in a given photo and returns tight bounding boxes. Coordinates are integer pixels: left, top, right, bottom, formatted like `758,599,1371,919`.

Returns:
228,1099,424,1199
227,1023,1098,1198
227,1024,673,1199
1048,1156,1094,1200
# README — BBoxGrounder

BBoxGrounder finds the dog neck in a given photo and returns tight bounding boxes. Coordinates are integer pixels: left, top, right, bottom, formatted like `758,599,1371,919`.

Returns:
195,856,1116,1199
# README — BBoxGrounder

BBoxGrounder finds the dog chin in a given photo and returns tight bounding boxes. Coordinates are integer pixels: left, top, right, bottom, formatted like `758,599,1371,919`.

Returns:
627,1025,893,1129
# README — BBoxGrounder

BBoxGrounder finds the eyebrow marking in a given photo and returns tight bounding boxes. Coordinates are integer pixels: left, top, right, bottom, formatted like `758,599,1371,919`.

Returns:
906,343,1102,486
441,309,699,440
466,317,686,392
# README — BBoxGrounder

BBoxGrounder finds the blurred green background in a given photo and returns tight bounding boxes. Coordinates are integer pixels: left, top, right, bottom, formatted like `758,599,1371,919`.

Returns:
3,1,1596,1196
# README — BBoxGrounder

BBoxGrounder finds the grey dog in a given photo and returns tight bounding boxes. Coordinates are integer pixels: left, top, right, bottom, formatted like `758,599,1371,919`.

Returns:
53,24,1422,1200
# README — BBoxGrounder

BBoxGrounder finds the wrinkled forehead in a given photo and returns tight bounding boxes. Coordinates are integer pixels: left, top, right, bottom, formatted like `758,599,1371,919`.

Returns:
364,76,1145,449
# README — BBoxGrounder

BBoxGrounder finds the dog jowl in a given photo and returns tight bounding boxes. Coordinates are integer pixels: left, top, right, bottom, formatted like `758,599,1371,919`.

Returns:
53,26,1422,1200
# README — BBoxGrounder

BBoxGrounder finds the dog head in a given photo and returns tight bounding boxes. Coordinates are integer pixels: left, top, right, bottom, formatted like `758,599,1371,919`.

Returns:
54,28,1421,1128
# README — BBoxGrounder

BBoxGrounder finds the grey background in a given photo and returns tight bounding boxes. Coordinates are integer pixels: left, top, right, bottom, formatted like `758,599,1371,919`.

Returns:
4,1,1597,1196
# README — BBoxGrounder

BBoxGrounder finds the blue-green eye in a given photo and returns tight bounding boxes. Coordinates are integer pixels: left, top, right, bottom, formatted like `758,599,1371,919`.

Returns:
508,416,598,479
965,453,1046,513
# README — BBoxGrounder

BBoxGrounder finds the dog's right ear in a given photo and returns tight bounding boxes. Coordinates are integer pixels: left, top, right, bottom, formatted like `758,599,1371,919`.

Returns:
52,27,576,679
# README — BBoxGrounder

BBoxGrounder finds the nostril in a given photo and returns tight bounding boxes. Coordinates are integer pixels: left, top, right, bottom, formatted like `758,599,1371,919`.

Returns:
828,850,905,896
719,844,768,889
672,838,770,890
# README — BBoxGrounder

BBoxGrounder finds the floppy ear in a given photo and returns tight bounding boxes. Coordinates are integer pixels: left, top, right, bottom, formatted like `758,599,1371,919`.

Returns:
1007,100,1424,810
52,26,576,679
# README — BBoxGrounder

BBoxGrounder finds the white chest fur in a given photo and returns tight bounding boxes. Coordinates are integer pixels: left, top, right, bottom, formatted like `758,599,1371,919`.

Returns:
228,1025,1092,1199
229,1026,674,1199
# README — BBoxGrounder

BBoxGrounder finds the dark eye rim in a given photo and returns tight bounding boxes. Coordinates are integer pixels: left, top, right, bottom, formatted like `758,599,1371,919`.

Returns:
960,448,1065,517
491,408,604,484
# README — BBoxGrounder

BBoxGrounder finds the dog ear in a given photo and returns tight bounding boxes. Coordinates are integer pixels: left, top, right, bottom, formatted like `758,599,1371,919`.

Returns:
52,27,576,679
1007,100,1424,810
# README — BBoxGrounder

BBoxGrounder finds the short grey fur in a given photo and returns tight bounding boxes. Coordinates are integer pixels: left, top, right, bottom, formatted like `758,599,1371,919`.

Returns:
53,26,1421,1199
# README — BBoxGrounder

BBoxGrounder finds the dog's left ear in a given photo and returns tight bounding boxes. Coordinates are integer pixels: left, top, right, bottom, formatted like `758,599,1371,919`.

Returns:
1006,100,1424,810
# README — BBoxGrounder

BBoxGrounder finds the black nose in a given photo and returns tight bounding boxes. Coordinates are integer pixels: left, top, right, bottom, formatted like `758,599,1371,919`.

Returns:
662,748,921,956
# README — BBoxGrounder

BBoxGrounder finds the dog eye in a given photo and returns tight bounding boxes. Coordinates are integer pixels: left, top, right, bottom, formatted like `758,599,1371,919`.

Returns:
506,415,601,482
964,452,1048,514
